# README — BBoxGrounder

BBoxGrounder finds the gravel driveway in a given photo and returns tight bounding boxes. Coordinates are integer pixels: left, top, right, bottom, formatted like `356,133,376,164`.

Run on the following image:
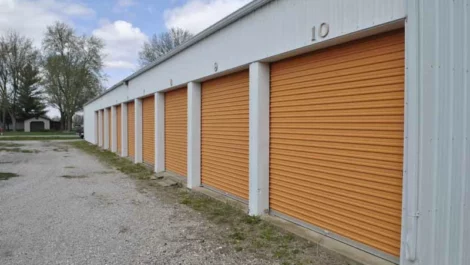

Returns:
0,141,273,265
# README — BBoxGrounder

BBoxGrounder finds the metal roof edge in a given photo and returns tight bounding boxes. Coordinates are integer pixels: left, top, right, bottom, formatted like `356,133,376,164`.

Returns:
84,0,273,106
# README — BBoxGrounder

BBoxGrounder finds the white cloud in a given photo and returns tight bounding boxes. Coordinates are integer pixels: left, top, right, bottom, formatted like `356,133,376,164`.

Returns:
117,0,135,8
164,0,252,34
0,0,94,47
62,3,95,16
113,0,136,13
92,20,148,71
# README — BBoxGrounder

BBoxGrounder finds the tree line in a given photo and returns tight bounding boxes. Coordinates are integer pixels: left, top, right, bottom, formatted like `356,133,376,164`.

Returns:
0,21,192,131
0,22,104,131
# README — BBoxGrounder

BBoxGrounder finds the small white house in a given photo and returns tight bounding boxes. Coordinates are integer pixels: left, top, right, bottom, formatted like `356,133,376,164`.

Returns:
24,117,50,132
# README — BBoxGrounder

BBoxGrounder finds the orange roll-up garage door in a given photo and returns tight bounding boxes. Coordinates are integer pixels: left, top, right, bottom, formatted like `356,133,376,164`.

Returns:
165,87,187,176
116,104,121,153
107,108,111,149
269,30,404,257
142,95,155,165
127,101,135,158
201,70,249,200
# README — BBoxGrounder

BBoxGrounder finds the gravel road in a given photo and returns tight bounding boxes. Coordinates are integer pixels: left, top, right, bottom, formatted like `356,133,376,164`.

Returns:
0,141,273,265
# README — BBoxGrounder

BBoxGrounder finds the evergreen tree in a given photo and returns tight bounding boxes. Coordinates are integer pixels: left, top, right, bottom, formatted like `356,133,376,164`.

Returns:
17,63,46,119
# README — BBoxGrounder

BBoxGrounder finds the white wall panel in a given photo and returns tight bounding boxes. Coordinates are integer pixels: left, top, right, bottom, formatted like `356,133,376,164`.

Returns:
84,106,95,143
84,0,404,122
402,0,470,265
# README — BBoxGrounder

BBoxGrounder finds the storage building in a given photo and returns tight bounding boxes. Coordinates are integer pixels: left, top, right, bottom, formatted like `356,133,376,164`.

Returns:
83,1,470,265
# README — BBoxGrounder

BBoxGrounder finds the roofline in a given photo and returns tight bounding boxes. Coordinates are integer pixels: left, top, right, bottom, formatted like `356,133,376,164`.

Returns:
85,0,273,106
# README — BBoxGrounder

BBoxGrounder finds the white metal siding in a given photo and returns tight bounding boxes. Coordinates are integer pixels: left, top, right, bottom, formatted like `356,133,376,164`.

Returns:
84,107,95,143
402,1,470,265
83,0,404,118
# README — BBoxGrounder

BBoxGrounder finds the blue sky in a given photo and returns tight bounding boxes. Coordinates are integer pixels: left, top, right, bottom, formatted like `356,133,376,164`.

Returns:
0,0,251,117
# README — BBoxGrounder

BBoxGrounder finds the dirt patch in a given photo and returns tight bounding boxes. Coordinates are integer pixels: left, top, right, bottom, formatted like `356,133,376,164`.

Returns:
53,147,69,152
64,166,76,169
0,172,19,180
1,250,13,258
60,175,87,179
119,226,129,234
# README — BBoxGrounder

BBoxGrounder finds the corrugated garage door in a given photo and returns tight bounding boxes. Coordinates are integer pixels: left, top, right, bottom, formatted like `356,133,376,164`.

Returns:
107,108,111,149
116,104,121,153
142,95,155,165
201,71,249,200
30,121,44,132
127,101,135,158
269,30,404,257
165,88,187,176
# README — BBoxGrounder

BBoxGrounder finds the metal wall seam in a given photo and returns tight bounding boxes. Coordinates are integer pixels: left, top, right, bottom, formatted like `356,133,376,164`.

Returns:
401,0,420,261
402,0,470,264
462,2,469,264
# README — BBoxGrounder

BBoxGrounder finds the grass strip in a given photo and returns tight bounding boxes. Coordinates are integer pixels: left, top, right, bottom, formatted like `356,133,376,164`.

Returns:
0,147,39,153
69,141,349,265
69,141,154,180
0,142,24,147
2,131,76,136
0,137,79,141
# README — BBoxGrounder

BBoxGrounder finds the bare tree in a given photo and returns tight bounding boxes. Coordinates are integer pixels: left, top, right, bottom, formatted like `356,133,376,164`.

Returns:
138,27,193,67
0,31,39,131
42,22,105,131
0,40,7,130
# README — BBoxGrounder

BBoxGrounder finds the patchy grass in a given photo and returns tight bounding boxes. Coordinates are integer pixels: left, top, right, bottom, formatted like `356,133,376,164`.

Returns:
0,147,39,153
53,147,69,152
0,137,78,141
0,172,19,180
178,191,319,264
69,141,349,265
93,171,114,174
2,131,76,136
69,141,154,180
0,142,24,147
60,175,87,179
64,166,75,169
